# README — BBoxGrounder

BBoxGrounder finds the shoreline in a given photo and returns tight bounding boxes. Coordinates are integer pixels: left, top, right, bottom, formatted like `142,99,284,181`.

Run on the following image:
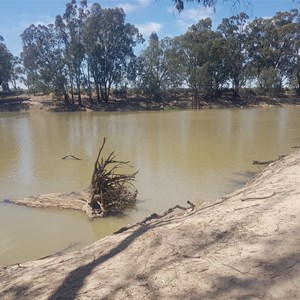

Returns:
0,93,300,112
1,150,300,299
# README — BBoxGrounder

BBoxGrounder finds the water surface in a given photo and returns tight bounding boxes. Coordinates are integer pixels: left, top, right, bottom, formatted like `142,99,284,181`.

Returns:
1,107,300,265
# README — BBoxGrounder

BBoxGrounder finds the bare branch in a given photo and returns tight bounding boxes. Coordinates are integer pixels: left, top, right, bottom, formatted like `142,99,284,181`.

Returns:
61,154,82,160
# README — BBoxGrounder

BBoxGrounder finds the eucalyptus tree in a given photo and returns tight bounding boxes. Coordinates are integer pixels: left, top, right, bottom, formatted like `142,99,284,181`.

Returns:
178,18,230,106
0,36,13,91
10,56,23,90
55,0,88,105
246,9,300,96
290,56,300,95
217,12,249,96
270,9,300,93
81,3,101,102
276,11,300,95
177,18,214,104
289,34,300,95
204,33,231,95
160,36,189,101
83,4,143,103
137,33,180,101
21,24,70,102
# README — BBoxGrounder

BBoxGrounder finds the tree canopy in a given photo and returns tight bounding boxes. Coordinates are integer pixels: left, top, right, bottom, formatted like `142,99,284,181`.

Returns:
20,0,143,104
137,8,300,103
2,0,300,106
173,0,252,12
0,37,13,91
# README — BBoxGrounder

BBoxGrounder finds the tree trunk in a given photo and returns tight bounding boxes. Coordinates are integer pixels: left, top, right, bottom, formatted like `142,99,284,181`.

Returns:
64,91,70,106
76,79,82,106
1,82,9,92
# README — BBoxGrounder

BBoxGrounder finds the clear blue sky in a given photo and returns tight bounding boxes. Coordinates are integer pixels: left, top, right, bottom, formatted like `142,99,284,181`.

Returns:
0,0,299,56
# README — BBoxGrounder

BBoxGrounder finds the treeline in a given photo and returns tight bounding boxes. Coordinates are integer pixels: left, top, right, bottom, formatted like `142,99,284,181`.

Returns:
1,1,300,107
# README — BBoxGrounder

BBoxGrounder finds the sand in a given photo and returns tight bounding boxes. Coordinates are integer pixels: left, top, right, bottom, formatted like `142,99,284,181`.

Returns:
0,150,300,299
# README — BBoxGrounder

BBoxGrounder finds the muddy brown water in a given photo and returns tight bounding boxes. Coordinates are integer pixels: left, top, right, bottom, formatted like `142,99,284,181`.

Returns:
1,107,300,265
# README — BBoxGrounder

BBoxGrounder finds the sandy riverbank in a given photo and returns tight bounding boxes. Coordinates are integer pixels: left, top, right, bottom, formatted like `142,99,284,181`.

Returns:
0,150,300,299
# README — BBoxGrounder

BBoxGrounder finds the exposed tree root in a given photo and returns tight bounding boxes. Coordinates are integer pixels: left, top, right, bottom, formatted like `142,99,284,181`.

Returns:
86,137,138,219
9,139,138,221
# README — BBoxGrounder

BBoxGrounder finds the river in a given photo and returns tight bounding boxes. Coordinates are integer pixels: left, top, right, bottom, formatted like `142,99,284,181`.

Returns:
1,107,300,265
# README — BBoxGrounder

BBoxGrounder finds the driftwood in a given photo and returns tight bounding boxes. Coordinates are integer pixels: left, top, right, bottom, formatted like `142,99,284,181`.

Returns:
86,137,138,219
114,200,195,234
241,191,276,202
253,160,275,165
61,154,82,160
252,155,286,166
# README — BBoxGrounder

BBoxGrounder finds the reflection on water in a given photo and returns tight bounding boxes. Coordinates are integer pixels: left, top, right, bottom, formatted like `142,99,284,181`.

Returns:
1,107,300,265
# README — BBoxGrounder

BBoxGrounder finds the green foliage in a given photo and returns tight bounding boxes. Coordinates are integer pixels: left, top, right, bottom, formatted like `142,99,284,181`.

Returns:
173,18,230,100
17,1,300,104
258,68,282,96
0,38,13,90
217,13,249,96
55,0,88,105
83,6,143,103
137,33,178,102
246,9,300,96
21,24,69,102
174,0,217,12
173,0,252,12
20,0,143,104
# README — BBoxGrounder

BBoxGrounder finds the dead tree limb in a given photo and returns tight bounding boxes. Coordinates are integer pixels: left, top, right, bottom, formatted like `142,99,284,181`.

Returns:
114,200,195,234
241,191,276,202
252,160,275,165
61,155,82,160
252,155,286,165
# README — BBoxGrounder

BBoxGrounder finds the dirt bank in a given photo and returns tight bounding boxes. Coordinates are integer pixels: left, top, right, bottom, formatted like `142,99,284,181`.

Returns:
1,150,300,299
1,93,300,112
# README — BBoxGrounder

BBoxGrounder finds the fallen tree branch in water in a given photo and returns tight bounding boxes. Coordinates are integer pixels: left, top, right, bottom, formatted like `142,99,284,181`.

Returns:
252,160,275,165
114,200,195,234
61,154,82,160
252,155,286,166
